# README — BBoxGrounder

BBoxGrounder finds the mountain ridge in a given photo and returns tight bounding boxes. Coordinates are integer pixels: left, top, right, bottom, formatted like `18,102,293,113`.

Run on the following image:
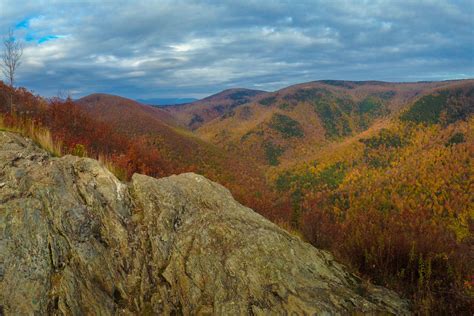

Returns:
192,79,474,166
164,88,268,129
137,97,198,106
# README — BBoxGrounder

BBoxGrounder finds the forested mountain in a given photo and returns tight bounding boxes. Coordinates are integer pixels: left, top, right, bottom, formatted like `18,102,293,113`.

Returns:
193,80,473,167
1,79,473,314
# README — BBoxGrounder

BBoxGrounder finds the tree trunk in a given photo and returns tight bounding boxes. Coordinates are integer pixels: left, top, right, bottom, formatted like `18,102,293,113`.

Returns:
9,89,13,115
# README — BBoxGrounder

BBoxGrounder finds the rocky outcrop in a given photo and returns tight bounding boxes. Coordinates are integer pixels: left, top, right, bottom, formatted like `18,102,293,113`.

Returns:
0,131,410,315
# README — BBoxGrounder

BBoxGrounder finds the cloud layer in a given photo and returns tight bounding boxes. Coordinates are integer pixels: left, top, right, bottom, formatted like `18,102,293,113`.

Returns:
0,0,473,98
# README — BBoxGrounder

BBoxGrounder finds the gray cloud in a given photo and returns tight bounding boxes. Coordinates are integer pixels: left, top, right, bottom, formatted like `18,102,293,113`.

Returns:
0,0,472,99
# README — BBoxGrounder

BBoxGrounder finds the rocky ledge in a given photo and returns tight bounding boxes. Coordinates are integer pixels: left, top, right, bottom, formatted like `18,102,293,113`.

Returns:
0,131,410,315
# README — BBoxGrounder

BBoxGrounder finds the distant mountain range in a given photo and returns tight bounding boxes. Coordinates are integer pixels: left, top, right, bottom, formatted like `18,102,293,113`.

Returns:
79,80,474,169
164,88,267,129
162,79,473,166
137,97,198,106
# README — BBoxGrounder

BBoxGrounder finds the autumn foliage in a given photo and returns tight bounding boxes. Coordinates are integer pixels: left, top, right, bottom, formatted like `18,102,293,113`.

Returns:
277,114,473,313
0,81,281,220
1,80,473,314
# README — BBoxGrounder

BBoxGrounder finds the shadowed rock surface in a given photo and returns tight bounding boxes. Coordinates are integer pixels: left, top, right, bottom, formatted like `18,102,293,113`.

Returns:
0,131,410,315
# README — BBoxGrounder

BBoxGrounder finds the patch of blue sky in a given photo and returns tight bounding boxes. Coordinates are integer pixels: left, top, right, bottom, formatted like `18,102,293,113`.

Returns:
25,33,36,42
15,18,30,29
38,35,61,44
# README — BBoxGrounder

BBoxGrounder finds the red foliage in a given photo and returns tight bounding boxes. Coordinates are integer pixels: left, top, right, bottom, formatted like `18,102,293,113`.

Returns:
0,82,287,225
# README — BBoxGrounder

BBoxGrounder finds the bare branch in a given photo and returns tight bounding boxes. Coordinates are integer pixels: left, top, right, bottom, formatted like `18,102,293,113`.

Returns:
1,28,23,87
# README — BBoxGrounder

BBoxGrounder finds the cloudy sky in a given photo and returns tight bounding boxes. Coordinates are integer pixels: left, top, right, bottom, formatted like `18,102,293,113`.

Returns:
0,0,473,99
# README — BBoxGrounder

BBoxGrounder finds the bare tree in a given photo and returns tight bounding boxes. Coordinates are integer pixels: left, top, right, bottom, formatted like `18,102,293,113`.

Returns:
1,28,23,86
1,28,23,113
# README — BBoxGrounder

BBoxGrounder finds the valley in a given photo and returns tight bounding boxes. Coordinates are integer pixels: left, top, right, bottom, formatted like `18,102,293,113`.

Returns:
1,78,473,314
76,78,474,314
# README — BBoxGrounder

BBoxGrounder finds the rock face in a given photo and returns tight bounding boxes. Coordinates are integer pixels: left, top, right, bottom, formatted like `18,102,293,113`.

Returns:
0,131,410,315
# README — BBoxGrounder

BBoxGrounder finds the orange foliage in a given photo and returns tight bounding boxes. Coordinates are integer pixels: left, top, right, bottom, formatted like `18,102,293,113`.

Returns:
279,117,474,314
2,80,473,313
0,81,286,225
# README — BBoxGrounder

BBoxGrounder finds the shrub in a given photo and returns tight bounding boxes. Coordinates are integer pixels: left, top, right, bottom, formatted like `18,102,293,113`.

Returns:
72,143,87,157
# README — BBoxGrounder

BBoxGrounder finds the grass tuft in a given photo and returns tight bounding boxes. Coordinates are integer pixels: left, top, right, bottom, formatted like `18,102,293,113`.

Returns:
0,114,127,180
98,154,128,181
0,115,62,156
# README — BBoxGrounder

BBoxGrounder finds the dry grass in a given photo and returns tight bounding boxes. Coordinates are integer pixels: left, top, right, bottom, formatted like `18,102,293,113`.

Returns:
274,219,307,242
98,154,128,181
0,115,62,156
31,128,63,157
0,114,130,181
